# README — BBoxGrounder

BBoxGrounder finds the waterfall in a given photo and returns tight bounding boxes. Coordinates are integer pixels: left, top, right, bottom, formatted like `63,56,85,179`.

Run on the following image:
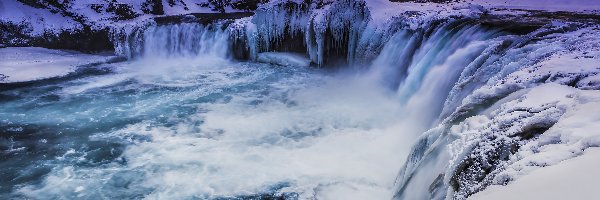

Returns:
112,23,230,59
102,3,592,199
6,0,600,199
107,10,550,200
367,20,507,133
389,23,592,200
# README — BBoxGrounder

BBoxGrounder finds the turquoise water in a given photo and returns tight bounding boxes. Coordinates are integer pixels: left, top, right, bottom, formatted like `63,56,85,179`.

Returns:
1,56,410,199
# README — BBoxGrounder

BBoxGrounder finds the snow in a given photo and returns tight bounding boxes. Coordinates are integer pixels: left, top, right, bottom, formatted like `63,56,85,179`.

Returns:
365,0,600,18
257,52,312,67
445,25,600,122
365,0,451,27
364,0,600,30
0,47,115,83
485,86,600,184
469,147,600,200
0,1,81,35
441,83,600,199
160,0,226,15
443,26,600,196
469,0,600,13
0,0,248,41
508,50,600,89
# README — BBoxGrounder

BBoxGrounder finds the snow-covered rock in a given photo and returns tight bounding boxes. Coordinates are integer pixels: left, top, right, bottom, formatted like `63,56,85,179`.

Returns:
469,148,600,200
446,84,599,198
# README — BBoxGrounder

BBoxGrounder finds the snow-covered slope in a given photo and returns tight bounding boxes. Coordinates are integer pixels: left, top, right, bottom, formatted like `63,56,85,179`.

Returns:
469,0,600,13
0,0,256,27
0,1,81,36
469,148,600,200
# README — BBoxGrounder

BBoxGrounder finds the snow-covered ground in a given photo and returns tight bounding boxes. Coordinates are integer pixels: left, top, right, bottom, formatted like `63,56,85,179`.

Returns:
365,0,600,15
469,0,600,13
470,147,600,200
364,0,600,28
0,47,115,83
449,83,600,199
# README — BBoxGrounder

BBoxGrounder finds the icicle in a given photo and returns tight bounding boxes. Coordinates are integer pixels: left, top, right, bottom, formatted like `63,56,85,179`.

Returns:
233,0,371,66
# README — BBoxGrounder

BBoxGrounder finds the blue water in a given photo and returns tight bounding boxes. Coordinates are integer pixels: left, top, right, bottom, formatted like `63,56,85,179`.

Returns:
0,58,289,197
0,54,412,199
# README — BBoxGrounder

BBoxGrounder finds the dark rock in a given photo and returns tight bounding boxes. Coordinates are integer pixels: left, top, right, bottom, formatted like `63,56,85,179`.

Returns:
33,26,114,53
141,0,164,15
153,12,254,25
208,0,231,13
167,0,189,10
231,0,269,11
1,16,113,53
106,3,141,20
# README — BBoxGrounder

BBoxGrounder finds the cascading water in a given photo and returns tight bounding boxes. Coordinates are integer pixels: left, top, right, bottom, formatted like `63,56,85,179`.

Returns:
389,23,600,200
142,24,230,58
368,20,507,134
113,23,230,59
2,1,595,199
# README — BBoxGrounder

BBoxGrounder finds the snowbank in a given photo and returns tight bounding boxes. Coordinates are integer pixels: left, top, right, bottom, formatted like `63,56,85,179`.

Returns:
446,83,600,198
470,0,600,13
469,147,600,200
0,47,115,83
364,0,600,31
